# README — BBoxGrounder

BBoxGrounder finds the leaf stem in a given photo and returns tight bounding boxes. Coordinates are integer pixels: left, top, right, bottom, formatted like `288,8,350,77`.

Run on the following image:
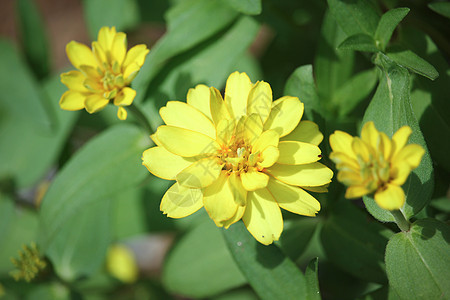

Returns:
390,209,411,232
128,103,154,135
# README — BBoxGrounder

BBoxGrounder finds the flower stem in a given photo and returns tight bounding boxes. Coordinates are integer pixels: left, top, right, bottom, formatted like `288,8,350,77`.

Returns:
390,210,411,232
128,103,154,135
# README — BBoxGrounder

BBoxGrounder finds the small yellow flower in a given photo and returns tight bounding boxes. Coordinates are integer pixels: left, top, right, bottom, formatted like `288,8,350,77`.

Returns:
106,244,138,283
329,122,425,210
142,72,333,245
60,26,149,120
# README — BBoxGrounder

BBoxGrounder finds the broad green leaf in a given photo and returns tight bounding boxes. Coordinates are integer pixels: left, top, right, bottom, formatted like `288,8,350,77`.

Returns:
163,221,246,298
333,68,378,117
225,0,262,15
277,217,318,261
374,8,410,51
362,53,434,222
26,282,70,300
338,34,378,52
0,73,77,188
327,0,380,36
428,2,450,19
146,16,260,107
133,0,238,102
82,0,139,39
0,39,50,131
46,200,111,281
16,0,50,78
386,46,439,80
314,11,355,104
113,187,147,240
223,221,308,300
321,201,392,283
232,53,263,83
213,288,258,300
39,124,149,247
284,65,321,122
305,258,321,300
385,219,450,299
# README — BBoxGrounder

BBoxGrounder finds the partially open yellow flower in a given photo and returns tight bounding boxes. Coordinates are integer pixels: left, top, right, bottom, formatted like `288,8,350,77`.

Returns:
60,26,149,120
329,122,425,211
142,72,333,245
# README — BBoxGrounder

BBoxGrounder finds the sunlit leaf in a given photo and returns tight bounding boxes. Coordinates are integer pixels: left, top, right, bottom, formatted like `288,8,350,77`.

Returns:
337,34,378,52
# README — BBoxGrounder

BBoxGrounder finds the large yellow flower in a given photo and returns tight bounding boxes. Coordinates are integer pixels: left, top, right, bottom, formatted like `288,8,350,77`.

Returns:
59,26,149,120
142,72,332,245
329,122,425,211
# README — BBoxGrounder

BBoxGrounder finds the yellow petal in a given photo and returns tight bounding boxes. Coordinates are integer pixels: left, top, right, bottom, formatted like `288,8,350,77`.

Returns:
160,183,203,218
267,178,320,216
159,101,216,139
277,141,321,165
263,96,304,137
281,120,323,145
252,130,279,154
85,94,109,113
92,41,107,65
392,144,425,169
329,152,359,171
345,185,371,198
98,26,116,51
241,169,269,191
186,84,212,121
216,119,234,146
242,189,283,245
114,87,136,106
379,132,393,161
106,244,138,283
374,184,405,210
247,81,272,124
123,62,140,83
228,172,247,206
66,41,98,69
203,172,238,223
59,91,86,111
111,32,127,64
142,146,194,180
389,162,412,186
177,157,223,188
352,137,371,162
361,121,380,150
303,184,329,193
259,146,279,168
61,71,88,92
244,114,263,145
221,205,246,229
117,106,127,120
224,71,253,120
337,170,363,186
329,130,356,159
210,87,231,126
267,162,333,187
123,44,149,68
392,125,412,158
156,126,220,157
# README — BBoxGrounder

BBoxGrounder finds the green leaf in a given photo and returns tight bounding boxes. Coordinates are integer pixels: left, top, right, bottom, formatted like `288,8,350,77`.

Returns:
314,11,355,104
46,200,111,281
362,53,434,222
82,0,139,39
321,200,392,283
225,0,262,15
428,2,450,19
337,34,378,52
26,282,70,300
333,68,378,117
163,221,246,298
305,258,321,300
327,0,380,36
277,218,318,261
222,221,308,300
39,124,149,247
16,0,50,78
112,187,147,240
385,219,450,299
134,0,238,102
386,46,439,80
374,8,410,51
284,65,321,122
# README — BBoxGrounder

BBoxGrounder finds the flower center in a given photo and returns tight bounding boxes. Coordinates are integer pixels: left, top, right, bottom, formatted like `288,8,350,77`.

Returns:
218,137,261,174
359,152,390,191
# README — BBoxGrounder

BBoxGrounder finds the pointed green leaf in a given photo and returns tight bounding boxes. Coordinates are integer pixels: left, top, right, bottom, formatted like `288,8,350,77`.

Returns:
225,0,262,15
374,8,410,51
223,221,308,300
385,219,450,299
386,46,439,80
362,53,434,222
163,221,246,298
337,34,378,52
305,258,321,300
428,2,450,19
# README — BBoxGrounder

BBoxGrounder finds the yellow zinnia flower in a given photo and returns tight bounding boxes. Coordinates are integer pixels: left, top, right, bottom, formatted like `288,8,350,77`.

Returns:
142,72,333,245
329,122,425,211
59,26,149,120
